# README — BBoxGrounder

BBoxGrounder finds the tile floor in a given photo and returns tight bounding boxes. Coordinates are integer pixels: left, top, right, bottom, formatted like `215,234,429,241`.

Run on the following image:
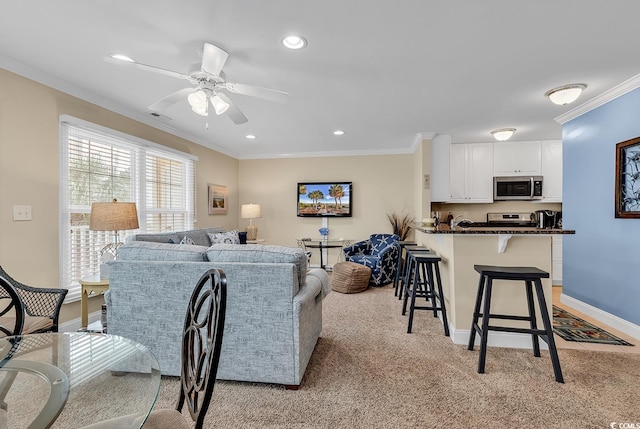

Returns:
552,286,639,353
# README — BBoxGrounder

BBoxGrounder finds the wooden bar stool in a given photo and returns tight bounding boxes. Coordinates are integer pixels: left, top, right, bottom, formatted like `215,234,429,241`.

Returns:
467,265,564,383
393,241,416,297
397,245,428,301
401,249,449,336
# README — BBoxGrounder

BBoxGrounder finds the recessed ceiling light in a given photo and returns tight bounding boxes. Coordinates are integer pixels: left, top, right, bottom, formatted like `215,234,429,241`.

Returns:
246,134,256,139
545,84,587,105
490,128,516,141
282,35,307,50
109,54,135,62
333,130,345,136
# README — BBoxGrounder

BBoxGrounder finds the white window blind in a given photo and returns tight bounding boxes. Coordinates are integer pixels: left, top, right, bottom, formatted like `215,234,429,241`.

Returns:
60,118,196,302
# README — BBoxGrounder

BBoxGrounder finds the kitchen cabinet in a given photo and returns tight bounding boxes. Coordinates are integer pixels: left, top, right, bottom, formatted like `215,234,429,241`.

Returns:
449,143,493,203
541,140,562,202
430,135,451,202
493,141,541,175
552,235,562,284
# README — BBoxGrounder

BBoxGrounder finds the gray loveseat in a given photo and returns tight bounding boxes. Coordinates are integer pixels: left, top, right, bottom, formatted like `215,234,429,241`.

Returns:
105,229,331,388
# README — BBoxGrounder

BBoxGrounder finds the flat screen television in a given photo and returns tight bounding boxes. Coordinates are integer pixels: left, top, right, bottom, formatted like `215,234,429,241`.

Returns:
297,182,352,217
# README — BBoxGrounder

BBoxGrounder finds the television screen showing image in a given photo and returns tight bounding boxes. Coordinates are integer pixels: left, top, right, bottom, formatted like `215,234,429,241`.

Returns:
297,182,352,217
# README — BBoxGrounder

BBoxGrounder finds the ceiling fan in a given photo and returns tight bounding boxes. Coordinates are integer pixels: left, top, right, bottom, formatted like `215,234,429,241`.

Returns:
105,43,289,124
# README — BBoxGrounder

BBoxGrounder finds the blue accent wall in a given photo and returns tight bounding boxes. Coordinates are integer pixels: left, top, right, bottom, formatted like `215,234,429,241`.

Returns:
563,87,640,325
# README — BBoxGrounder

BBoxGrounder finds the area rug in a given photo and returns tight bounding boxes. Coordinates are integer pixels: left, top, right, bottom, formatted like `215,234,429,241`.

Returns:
553,305,634,346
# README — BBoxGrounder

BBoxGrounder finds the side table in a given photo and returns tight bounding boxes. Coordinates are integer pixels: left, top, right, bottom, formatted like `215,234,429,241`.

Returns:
79,274,109,329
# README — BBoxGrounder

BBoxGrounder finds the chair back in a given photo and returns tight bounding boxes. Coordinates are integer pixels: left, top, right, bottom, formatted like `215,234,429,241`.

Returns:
0,277,24,337
177,268,227,429
369,234,400,255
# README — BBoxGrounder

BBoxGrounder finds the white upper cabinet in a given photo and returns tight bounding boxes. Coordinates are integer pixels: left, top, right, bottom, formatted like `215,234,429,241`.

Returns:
541,140,562,202
449,143,493,203
430,135,451,202
493,141,541,176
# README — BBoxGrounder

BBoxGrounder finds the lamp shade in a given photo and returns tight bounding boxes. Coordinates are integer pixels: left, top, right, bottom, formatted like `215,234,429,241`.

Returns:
90,200,139,231
241,204,261,219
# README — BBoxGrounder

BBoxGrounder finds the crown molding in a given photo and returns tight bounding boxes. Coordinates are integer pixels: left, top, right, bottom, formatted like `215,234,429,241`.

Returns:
555,73,640,125
409,132,438,153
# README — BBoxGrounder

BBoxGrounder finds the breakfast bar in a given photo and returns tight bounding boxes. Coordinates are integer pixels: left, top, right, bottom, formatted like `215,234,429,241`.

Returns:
411,223,575,348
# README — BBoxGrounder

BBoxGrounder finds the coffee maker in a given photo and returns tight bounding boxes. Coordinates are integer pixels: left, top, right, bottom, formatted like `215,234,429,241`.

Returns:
535,210,560,229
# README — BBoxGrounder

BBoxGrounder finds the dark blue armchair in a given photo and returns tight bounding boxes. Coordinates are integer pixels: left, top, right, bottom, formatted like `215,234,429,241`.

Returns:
342,234,400,286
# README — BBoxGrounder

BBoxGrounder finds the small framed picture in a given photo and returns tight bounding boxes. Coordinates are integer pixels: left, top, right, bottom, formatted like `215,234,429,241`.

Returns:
208,184,228,215
615,136,640,218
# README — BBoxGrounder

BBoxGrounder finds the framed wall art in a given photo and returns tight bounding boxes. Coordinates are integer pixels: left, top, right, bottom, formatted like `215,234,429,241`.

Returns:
615,136,640,218
208,183,228,215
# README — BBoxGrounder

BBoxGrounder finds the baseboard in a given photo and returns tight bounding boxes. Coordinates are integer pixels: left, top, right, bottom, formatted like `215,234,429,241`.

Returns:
560,293,640,340
450,328,549,350
59,310,102,333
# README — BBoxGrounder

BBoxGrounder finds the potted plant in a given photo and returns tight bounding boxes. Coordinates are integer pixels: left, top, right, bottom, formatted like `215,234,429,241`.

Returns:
387,212,414,241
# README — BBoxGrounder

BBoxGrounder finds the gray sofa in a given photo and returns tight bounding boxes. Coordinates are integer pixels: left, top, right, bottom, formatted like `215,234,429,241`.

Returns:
105,229,331,388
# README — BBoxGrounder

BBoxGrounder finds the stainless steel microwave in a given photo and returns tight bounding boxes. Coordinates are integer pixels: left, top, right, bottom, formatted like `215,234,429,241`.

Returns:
493,176,543,201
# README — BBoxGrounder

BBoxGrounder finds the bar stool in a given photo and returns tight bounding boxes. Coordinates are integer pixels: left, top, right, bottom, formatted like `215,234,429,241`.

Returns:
401,249,449,336
393,241,416,297
467,265,564,383
397,245,428,300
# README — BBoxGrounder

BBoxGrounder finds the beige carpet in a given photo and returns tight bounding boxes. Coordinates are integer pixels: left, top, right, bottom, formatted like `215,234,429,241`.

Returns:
154,285,640,429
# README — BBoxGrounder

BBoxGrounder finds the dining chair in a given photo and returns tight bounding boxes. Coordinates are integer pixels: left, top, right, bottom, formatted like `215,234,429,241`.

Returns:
0,265,68,334
143,268,227,429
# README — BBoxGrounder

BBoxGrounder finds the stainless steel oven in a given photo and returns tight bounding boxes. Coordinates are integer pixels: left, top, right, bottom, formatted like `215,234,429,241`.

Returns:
493,176,543,201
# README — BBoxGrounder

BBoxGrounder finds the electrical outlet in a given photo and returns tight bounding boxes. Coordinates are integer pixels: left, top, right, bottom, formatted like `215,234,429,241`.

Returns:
12,205,32,221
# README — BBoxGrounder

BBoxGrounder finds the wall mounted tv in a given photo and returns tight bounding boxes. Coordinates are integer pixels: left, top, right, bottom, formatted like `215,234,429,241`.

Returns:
297,182,352,217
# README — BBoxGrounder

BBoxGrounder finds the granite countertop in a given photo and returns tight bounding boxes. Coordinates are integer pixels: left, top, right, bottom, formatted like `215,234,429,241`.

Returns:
412,223,575,235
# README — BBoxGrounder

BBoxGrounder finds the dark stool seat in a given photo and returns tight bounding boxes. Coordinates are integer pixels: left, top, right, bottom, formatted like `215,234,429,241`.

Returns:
401,249,449,336
393,241,417,297
468,264,564,383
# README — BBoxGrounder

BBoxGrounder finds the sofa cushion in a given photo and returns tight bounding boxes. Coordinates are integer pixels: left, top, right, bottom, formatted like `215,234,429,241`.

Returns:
208,230,240,245
206,244,308,286
117,241,209,262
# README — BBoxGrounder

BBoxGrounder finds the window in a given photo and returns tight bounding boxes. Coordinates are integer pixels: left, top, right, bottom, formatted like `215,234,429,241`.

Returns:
60,117,196,301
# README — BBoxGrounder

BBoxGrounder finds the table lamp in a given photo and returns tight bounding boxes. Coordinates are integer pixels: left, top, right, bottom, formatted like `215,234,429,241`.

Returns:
241,203,261,241
90,199,139,276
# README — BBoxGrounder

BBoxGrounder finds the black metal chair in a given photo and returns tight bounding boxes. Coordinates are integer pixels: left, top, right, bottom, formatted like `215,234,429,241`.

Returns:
0,277,24,337
144,268,227,429
0,265,67,334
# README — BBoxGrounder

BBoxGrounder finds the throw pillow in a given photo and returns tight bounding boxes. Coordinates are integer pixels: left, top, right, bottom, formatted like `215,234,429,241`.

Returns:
179,236,196,245
208,230,240,245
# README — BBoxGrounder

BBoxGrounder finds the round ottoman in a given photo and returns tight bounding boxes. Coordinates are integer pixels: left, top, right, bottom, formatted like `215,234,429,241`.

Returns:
331,261,371,294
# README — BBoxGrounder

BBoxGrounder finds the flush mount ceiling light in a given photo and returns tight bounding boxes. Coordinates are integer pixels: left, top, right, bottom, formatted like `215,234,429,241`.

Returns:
282,35,307,50
333,130,345,136
544,84,587,105
245,134,256,139
108,53,134,62
491,128,516,141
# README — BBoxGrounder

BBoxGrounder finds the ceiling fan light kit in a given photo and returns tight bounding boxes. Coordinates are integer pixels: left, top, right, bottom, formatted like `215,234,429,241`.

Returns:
545,83,587,105
491,128,516,141
105,42,289,124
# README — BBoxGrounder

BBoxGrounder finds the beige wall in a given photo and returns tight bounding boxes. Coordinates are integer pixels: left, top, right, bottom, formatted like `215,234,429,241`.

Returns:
0,69,239,324
238,154,417,258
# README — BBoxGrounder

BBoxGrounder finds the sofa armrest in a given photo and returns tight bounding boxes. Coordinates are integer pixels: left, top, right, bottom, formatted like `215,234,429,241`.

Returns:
343,240,370,257
305,268,331,299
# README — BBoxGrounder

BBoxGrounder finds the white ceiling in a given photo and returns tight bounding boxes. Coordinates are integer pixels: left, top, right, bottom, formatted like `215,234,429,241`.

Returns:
2,1,640,159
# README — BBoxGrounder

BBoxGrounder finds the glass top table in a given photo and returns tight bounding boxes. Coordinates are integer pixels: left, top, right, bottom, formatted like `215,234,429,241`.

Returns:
298,239,352,269
0,332,161,428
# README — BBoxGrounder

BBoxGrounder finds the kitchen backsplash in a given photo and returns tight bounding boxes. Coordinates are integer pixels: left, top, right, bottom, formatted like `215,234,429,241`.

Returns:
431,201,562,222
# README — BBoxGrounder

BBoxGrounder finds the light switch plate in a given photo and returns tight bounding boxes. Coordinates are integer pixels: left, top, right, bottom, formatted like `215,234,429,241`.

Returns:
13,205,32,221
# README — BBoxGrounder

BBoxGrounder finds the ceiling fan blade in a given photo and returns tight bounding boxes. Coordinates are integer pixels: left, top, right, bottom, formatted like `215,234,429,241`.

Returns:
216,93,248,124
201,43,229,77
148,87,195,111
104,56,192,81
224,82,290,103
